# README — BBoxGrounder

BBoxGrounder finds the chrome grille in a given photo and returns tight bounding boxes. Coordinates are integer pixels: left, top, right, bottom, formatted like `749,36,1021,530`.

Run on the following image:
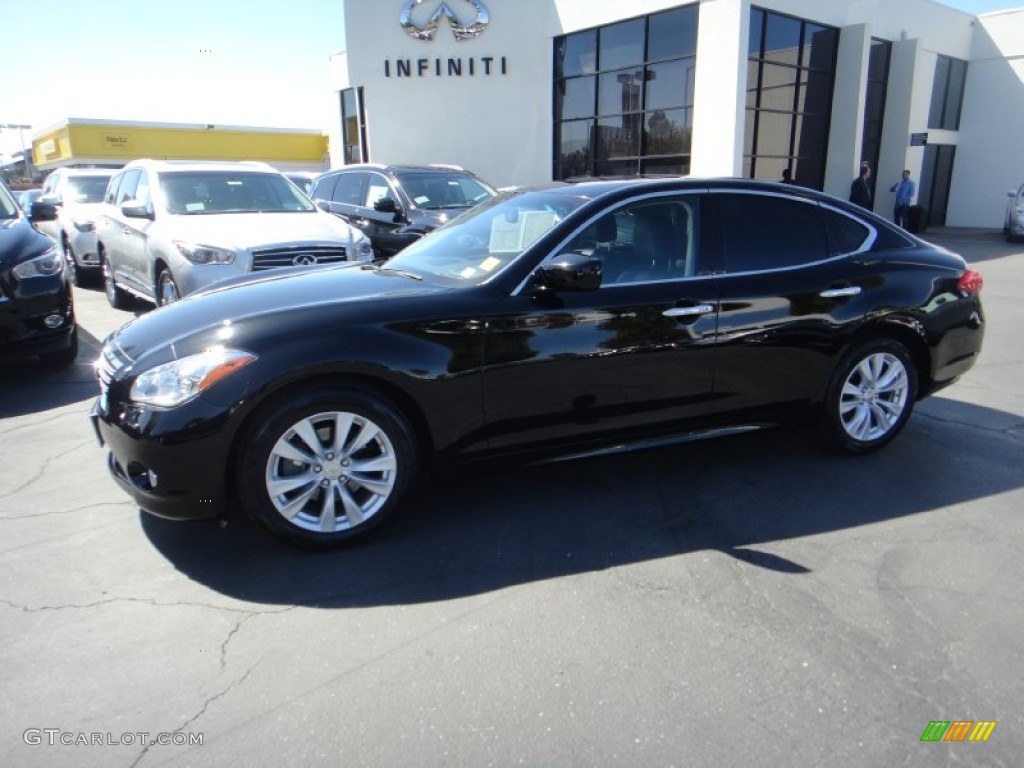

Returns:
95,340,132,403
251,246,348,271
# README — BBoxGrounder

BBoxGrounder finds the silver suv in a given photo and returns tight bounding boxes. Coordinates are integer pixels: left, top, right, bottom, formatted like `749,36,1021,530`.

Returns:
37,168,117,286
96,160,373,308
1005,183,1024,242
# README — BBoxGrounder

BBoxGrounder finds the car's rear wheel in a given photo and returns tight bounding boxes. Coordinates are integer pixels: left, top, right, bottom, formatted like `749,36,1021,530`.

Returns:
156,268,180,307
237,386,419,548
101,251,132,310
819,339,918,454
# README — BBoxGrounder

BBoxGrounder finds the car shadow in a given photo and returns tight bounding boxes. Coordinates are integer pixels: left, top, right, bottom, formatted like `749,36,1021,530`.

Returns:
140,396,1023,607
0,325,106,417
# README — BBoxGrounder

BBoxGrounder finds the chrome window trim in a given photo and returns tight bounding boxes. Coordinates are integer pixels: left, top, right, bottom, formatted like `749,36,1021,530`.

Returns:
511,188,708,297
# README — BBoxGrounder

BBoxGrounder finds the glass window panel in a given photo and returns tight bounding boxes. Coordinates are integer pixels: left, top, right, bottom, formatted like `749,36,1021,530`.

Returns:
744,109,757,156
599,68,644,115
801,69,833,116
342,89,356,117
558,120,594,178
645,108,691,156
753,110,792,157
928,55,951,129
864,81,886,122
646,59,690,111
748,8,764,57
764,13,801,66
648,5,698,61
597,116,641,160
822,209,871,256
793,114,827,161
758,64,798,112
595,159,640,177
868,40,891,82
747,60,761,104
557,30,597,78
752,155,788,183
803,25,837,71
599,19,645,72
641,157,689,175
742,157,753,179
943,58,967,129
557,76,596,121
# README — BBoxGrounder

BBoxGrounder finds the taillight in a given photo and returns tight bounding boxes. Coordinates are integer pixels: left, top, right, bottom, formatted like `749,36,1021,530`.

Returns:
957,269,983,295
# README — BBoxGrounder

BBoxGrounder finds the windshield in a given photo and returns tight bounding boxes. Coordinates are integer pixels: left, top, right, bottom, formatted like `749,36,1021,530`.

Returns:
396,172,496,210
66,176,110,203
159,171,316,215
383,188,590,286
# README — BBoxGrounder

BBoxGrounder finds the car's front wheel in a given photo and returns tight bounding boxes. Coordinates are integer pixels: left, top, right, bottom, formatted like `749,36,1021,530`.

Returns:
156,268,180,307
101,251,133,310
237,386,420,547
819,339,918,454
61,235,81,287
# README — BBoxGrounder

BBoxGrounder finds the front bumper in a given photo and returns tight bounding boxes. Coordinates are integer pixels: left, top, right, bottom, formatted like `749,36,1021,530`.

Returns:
91,397,231,521
0,277,75,361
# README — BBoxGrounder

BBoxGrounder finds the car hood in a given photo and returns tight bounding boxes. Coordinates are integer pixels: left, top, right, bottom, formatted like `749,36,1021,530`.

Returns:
108,264,446,363
0,215,55,269
164,211,365,249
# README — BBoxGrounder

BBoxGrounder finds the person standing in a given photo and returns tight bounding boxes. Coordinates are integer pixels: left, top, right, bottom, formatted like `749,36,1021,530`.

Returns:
890,169,916,229
780,168,794,184
850,164,872,209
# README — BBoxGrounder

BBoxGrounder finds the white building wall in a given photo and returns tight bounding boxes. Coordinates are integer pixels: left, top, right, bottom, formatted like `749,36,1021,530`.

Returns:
331,0,1022,226
949,10,1024,227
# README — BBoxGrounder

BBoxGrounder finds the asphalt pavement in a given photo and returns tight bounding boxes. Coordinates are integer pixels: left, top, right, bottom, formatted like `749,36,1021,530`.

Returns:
1,230,1022,767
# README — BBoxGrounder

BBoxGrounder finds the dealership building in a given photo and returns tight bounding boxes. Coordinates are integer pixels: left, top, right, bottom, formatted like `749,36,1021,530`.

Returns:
330,0,1024,228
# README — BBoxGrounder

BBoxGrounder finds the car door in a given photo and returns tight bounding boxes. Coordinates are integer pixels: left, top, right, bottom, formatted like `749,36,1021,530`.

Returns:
703,189,877,418
119,170,155,293
324,171,367,227
105,170,145,293
480,192,720,451
356,171,411,256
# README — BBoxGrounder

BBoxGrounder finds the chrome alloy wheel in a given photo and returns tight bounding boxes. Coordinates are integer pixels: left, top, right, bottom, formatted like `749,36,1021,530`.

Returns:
264,410,398,533
838,352,910,442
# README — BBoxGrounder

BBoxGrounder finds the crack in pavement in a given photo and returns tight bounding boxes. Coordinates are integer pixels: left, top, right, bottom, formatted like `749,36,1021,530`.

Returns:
0,596,295,617
0,501,128,521
127,662,260,768
917,410,1024,439
0,439,95,499
0,406,94,437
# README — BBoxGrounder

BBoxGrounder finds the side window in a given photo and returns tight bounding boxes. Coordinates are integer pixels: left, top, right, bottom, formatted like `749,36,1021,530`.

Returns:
563,196,698,285
134,171,151,208
115,170,141,206
821,207,870,255
363,173,392,208
43,173,59,196
312,174,338,202
717,194,829,273
332,173,365,205
104,173,123,205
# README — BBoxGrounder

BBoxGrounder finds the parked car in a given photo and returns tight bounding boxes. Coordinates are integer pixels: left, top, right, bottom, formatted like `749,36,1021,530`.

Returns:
1004,183,1023,242
16,188,43,213
284,172,318,196
96,160,374,308
310,163,497,257
92,178,985,548
37,168,117,286
0,179,77,367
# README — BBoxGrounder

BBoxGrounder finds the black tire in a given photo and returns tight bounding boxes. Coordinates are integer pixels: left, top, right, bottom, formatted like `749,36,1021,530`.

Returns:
40,326,79,368
819,339,918,454
156,268,180,307
101,251,133,310
237,386,420,548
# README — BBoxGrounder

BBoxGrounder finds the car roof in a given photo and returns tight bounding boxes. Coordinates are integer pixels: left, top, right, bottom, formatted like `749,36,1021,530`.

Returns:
322,164,477,176
122,159,278,174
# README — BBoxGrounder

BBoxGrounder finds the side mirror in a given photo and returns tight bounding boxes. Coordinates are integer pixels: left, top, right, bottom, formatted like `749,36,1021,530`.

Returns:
1010,191,1019,198
533,253,603,293
121,200,153,220
374,197,400,214
28,200,59,223
316,200,331,212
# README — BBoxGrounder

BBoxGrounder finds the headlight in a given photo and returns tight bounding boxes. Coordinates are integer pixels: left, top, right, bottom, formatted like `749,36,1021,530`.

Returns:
71,217,96,232
130,347,257,408
173,241,236,265
354,238,374,261
12,246,63,279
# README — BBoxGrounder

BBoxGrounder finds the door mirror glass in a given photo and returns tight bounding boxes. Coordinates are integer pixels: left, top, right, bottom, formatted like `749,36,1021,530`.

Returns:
533,253,603,292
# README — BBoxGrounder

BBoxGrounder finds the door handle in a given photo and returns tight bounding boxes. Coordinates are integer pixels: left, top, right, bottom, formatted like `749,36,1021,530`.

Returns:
663,304,715,318
122,227,132,235
819,286,862,298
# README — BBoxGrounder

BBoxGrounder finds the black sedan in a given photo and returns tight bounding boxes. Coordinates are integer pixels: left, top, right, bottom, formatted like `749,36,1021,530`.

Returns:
91,178,985,547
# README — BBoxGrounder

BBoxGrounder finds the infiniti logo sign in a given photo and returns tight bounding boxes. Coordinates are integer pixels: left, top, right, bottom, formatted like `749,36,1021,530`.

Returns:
293,254,318,266
400,0,489,42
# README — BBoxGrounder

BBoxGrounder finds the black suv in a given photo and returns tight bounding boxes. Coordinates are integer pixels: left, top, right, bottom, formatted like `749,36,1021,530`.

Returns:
310,164,496,257
0,180,77,367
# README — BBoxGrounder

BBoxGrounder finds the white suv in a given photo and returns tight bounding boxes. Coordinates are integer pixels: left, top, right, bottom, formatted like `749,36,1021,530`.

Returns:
96,160,373,308
37,168,117,286
1005,183,1024,243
